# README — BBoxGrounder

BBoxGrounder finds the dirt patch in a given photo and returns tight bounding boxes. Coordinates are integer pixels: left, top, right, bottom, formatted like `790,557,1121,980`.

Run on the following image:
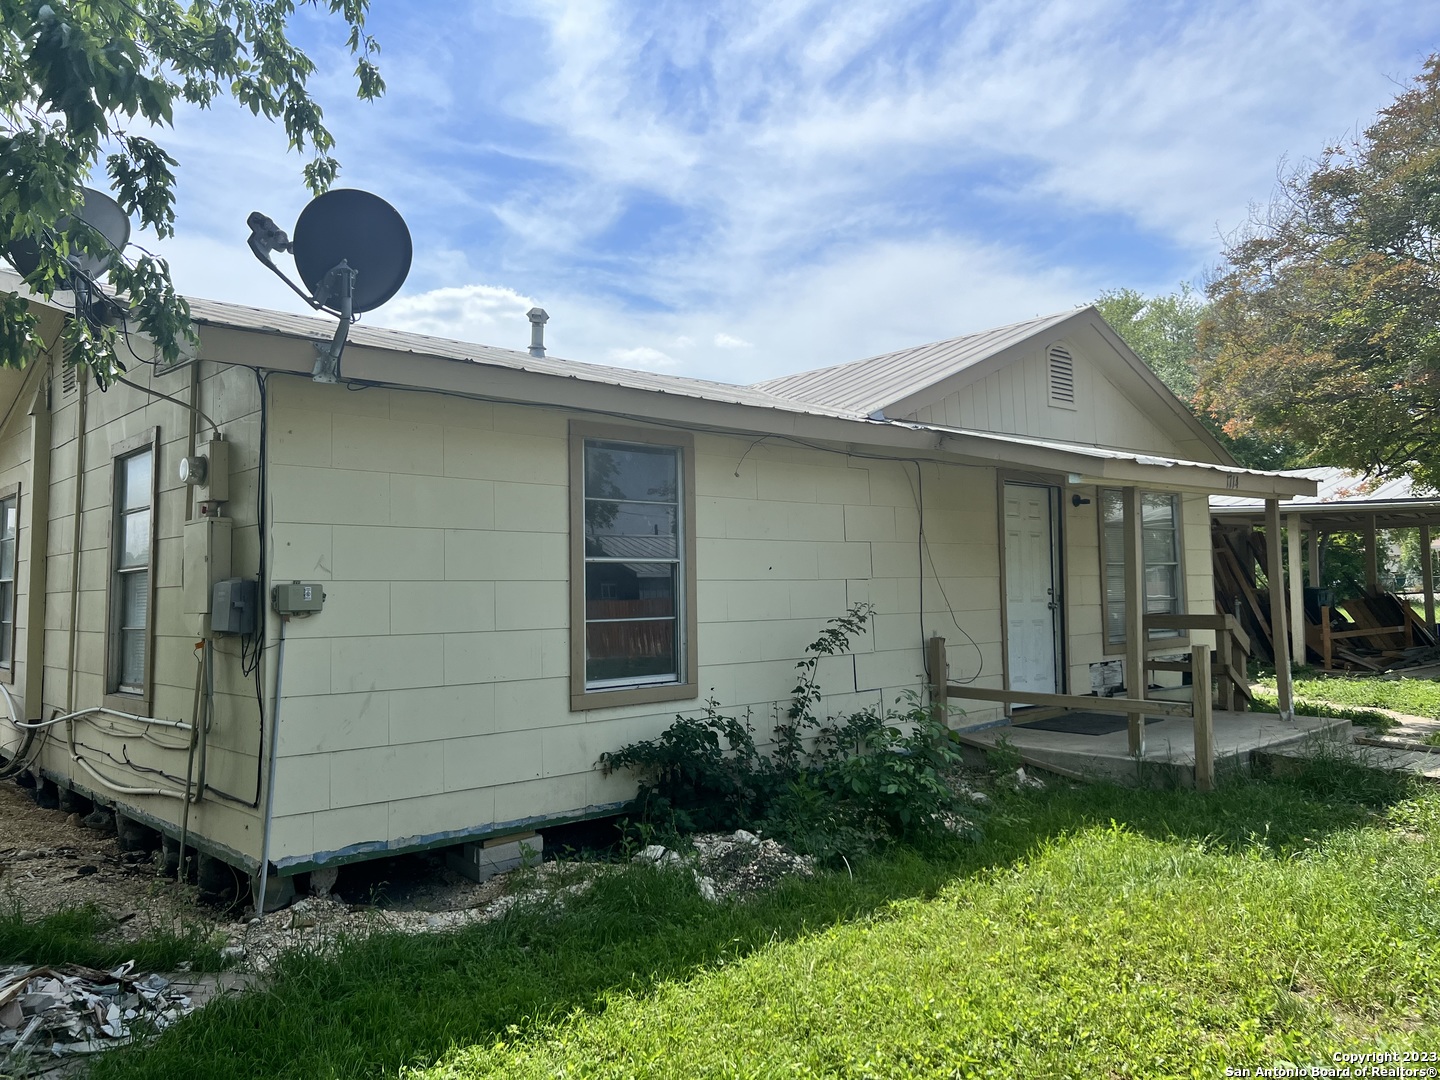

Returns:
0,783,219,945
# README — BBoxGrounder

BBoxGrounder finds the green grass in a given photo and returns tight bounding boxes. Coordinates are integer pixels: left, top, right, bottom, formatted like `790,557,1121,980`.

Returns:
1250,688,1398,731
1258,671,1440,724
84,759,1439,1080
0,904,228,972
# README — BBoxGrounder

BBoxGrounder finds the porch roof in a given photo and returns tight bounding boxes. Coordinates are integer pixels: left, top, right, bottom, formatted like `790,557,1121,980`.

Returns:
1210,467,1440,529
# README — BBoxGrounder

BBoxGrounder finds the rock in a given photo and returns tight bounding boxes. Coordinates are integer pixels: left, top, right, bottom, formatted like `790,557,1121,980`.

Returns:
968,790,992,807
1012,767,1045,791
219,946,245,961
82,809,116,833
65,813,82,828
731,829,760,845
309,865,339,897
633,844,669,864
694,873,718,903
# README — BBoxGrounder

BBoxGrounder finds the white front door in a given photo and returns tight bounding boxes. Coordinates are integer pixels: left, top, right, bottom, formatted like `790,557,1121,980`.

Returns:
1004,482,1061,695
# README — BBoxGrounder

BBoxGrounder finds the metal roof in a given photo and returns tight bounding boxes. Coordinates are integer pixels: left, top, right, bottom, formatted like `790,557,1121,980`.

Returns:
182,295,861,420
1211,467,1422,508
750,309,1081,414
1211,467,1440,528
0,271,1314,498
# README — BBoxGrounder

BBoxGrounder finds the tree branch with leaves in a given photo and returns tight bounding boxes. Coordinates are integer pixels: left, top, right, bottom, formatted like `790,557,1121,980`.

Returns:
1196,53,1440,489
0,0,383,384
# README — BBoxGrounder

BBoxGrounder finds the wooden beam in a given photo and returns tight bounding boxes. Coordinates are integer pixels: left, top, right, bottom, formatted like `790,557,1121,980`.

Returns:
927,636,948,726
1423,525,1435,633
1287,512,1306,666
1123,485,1146,756
1307,528,1320,585
1192,644,1214,793
1266,499,1293,719
944,684,1192,716
1144,613,1251,655
1365,514,1379,592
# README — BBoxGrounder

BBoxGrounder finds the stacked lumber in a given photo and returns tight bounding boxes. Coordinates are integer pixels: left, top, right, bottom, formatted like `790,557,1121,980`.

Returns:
1211,524,1438,673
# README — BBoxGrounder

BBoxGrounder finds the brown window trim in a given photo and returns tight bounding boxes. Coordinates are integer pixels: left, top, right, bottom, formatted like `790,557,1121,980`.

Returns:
568,420,698,712
0,482,18,684
1098,486,1188,656
104,428,159,715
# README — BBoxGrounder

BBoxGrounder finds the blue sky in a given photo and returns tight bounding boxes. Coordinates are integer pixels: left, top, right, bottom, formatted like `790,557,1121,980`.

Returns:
148,0,1440,385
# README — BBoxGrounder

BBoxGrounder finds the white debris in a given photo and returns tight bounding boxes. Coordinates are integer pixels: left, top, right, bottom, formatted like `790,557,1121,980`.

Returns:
632,845,681,868
0,961,196,1063
1011,767,1045,791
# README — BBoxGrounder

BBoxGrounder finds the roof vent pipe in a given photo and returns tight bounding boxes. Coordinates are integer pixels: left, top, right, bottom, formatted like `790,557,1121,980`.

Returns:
527,307,549,358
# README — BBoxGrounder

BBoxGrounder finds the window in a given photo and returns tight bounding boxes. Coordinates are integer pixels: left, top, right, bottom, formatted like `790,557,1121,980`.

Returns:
1100,489,1184,646
569,422,697,710
108,431,157,705
0,486,17,674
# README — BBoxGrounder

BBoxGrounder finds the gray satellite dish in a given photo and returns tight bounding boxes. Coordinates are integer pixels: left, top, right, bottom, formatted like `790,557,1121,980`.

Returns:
291,189,412,314
245,188,413,382
6,187,131,280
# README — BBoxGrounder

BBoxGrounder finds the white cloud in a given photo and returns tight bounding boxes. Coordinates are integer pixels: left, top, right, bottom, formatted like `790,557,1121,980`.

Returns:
386,284,538,343
127,0,1438,390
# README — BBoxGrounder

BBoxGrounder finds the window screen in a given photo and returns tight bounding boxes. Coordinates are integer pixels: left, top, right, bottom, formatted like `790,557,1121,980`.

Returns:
113,448,153,693
582,439,682,687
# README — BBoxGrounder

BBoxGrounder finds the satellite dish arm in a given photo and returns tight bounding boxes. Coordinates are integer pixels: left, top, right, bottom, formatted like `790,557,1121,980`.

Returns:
246,213,325,311
311,261,356,383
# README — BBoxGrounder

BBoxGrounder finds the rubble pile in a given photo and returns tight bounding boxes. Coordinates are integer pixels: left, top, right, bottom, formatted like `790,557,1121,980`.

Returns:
0,960,193,1065
636,830,817,902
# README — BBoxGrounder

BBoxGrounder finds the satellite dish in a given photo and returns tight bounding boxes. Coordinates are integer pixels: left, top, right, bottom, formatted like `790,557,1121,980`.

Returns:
290,189,412,314
6,187,131,280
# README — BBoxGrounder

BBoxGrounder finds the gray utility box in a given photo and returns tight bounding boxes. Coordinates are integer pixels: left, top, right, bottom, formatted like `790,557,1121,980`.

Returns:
211,578,257,636
272,581,325,615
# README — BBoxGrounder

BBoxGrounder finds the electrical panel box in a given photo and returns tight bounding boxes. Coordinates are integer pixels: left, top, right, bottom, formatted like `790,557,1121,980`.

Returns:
198,438,229,503
272,581,325,615
211,578,257,636
183,517,233,614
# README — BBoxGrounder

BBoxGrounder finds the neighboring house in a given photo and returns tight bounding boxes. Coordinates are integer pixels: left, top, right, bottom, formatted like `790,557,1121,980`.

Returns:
0,271,1313,905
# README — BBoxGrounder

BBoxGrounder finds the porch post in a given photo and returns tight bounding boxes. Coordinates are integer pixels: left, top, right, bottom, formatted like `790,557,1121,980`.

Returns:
1287,513,1305,666
1364,514,1379,593
1192,643,1214,793
1122,485,1146,756
1307,528,1320,585
1265,499,1293,720
1422,525,1435,634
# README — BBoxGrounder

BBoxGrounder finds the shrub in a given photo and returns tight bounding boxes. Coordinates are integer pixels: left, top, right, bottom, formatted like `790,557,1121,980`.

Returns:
599,604,973,859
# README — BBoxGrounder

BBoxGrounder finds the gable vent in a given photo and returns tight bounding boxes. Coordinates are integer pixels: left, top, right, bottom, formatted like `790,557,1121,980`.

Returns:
1047,345,1075,406
60,343,77,396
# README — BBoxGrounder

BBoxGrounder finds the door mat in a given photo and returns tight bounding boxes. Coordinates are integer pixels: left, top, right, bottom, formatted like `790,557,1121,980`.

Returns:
1013,711,1159,736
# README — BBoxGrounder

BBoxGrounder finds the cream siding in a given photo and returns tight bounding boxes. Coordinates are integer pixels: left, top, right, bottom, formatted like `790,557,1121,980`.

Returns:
908,340,1195,458
265,381,1014,868
18,352,266,866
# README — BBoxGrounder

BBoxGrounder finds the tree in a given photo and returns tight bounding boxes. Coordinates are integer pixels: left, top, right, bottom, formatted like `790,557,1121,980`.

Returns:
1095,285,1292,470
1197,53,1440,490
1094,284,1208,400
0,0,383,384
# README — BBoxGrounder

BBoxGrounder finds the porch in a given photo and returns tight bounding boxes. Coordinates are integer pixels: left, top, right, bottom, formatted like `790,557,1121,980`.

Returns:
951,708,1351,789
929,612,1315,791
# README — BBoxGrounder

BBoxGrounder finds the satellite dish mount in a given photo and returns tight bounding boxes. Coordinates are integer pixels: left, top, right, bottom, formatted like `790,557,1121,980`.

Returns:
246,189,412,383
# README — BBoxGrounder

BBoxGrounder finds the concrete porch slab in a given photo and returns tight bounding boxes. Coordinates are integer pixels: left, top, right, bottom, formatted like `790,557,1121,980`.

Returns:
954,710,1352,788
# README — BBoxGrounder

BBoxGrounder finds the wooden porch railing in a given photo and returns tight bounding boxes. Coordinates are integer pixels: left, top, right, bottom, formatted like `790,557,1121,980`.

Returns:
927,616,1253,794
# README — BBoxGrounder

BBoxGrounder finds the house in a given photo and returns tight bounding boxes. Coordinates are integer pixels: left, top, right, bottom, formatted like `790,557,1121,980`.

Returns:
0,269,1314,906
